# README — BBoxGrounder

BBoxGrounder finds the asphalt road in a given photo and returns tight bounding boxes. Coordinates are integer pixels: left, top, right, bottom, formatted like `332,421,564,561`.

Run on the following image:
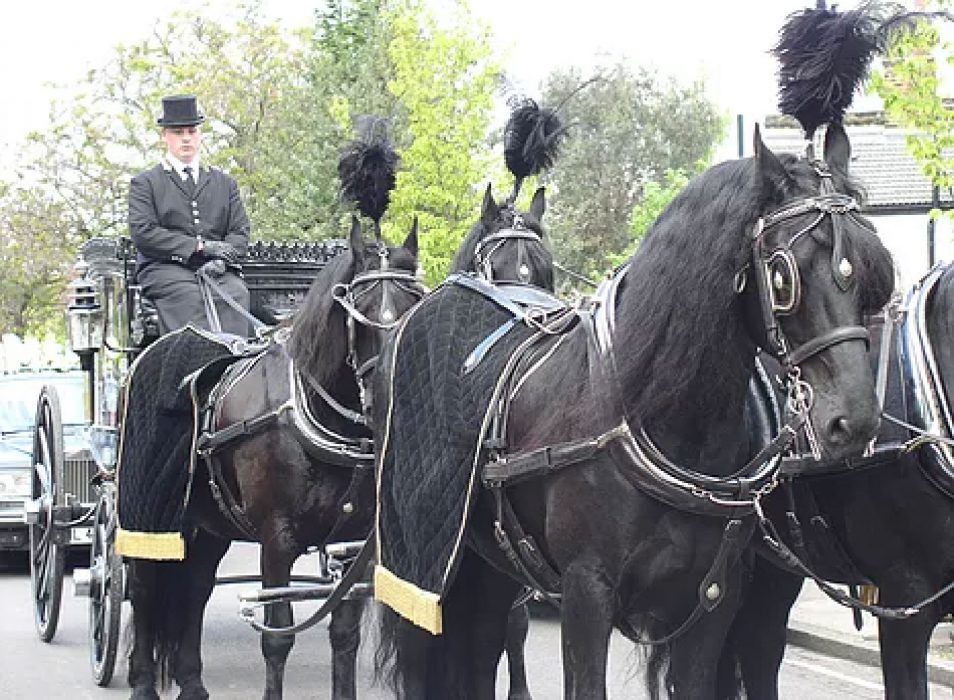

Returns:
1,543,951,699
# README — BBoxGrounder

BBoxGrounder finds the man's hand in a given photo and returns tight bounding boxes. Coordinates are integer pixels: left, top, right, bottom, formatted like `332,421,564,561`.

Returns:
198,259,227,278
202,240,240,264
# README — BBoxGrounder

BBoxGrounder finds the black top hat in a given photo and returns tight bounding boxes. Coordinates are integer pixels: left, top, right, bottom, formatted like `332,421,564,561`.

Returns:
157,94,205,127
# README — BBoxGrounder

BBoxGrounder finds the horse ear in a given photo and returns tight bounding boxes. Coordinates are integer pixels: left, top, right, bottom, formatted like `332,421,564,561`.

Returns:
349,216,364,257
823,122,851,174
529,187,546,223
403,216,419,258
753,123,794,204
480,183,497,226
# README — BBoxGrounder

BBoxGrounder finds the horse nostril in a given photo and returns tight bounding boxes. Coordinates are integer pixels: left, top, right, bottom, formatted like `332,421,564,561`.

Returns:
826,416,853,445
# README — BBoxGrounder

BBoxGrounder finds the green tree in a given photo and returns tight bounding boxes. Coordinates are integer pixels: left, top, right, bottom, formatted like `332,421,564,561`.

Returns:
14,1,310,241
540,63,725,284
608,167,693,268
0,186,77,337
383,0,500,284
870,1,954,216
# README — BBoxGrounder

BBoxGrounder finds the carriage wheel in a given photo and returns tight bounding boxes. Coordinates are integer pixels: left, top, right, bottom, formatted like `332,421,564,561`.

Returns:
89,487,123,686
29,386,66,642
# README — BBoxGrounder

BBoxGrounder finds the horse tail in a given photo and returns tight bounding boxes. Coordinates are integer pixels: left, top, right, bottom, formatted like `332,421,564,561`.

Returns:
646,643,671,700
372,604,402,694
127,558,191,689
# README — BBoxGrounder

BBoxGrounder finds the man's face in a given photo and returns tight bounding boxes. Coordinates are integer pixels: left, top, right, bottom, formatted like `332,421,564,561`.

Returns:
161,126,202,164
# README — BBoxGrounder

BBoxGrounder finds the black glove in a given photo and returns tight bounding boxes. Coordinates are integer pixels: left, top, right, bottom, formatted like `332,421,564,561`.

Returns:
202,240,240,265
198,259,227,278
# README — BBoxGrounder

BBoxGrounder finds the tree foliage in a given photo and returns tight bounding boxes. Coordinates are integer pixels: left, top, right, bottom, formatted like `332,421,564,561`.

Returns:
870,1,954,214
0,0,501,334
384,0,500,284
539,63,725,283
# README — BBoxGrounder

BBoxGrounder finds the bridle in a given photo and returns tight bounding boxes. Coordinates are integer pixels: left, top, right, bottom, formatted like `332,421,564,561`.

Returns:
474,210,544,284
740,161,872,458
331,245,427,418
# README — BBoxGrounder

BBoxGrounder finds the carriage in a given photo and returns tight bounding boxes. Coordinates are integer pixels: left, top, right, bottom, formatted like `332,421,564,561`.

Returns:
26,234,352,685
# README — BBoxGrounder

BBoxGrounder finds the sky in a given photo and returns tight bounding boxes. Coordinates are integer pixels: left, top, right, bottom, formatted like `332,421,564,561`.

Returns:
0,0,889,171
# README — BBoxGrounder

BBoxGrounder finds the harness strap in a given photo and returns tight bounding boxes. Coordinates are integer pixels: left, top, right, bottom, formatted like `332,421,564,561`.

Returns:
197,267,268,331
483,424,629,486
298,366,367,427
623,518,749,646
196,407,288,452
786,326,869,367
245,535,375,636
204,452,260,540
757,509,954,620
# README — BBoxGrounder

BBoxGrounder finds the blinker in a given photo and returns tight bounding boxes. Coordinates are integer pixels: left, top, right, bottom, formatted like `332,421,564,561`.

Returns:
839,258,853,278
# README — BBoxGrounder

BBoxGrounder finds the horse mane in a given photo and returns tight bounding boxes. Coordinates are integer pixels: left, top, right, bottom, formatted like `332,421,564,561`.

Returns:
615,152,893,430
450,208,555,289
286,249,356,386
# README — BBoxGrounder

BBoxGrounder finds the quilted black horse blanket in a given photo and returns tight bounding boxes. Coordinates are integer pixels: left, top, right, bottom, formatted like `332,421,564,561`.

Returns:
375,276,565,633
115,326,239,560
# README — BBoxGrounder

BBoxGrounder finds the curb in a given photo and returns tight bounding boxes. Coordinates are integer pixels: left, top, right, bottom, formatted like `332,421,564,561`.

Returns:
787,621,954,688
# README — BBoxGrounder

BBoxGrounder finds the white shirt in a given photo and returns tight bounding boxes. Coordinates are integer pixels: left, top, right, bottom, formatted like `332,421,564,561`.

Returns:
165,153,201,182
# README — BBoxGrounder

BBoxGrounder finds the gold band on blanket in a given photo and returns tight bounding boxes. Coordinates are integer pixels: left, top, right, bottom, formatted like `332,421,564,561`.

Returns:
374,565,443,635
115,528,185,561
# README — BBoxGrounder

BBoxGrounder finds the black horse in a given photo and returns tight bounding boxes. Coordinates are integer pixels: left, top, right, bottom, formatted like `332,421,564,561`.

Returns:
452,183,553,290
124,218,424,700
372,123,895,699
715,262,954,700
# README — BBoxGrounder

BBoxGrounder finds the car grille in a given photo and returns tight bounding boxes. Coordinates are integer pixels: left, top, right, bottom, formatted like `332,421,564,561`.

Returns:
64,452,96,505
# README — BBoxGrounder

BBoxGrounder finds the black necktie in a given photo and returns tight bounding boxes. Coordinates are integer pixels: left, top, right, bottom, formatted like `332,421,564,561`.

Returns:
183,166,196,196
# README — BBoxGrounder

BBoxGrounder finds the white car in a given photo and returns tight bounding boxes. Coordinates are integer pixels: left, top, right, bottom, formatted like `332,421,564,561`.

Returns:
0,370,92,550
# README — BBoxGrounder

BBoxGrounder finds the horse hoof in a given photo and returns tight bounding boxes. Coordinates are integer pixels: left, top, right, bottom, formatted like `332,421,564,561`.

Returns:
508,693,533,700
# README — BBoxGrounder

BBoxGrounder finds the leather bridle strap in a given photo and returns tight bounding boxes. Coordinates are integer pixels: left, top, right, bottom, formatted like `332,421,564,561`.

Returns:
786,326,870,367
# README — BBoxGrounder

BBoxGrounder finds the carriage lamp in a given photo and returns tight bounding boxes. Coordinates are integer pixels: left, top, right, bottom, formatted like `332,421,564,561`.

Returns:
66,274,103,355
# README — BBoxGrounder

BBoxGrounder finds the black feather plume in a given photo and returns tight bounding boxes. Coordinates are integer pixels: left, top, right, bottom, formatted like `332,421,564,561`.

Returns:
338,118,399,225
504,98,568,181
772,1,923,138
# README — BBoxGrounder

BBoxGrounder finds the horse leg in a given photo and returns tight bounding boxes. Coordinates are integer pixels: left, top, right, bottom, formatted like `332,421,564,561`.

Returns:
505,602,533,700
437,548,522,699
667,562,745,700
723,556,803,700
329,598,365,700
173,530,230,700
878,594,943,700
560,560,615,699
127,559,161,700
260,541,298,700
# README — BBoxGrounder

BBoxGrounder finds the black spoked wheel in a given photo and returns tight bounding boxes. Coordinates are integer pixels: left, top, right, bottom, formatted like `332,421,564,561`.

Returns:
89,486,122,686
29,386,66,642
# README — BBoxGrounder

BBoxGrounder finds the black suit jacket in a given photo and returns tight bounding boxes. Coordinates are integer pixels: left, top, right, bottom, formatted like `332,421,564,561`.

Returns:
128,162,250,269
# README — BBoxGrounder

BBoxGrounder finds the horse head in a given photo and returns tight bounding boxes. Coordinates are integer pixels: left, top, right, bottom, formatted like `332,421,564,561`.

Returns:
332,216,425,411
286,216,424,419
452,183,554,290
739,123,895,461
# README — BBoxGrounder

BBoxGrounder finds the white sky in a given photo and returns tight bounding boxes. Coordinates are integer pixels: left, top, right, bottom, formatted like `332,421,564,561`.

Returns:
0,0,891,172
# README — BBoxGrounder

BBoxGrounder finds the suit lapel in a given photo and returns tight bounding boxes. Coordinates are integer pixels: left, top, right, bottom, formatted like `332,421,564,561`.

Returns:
162,162,192,200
